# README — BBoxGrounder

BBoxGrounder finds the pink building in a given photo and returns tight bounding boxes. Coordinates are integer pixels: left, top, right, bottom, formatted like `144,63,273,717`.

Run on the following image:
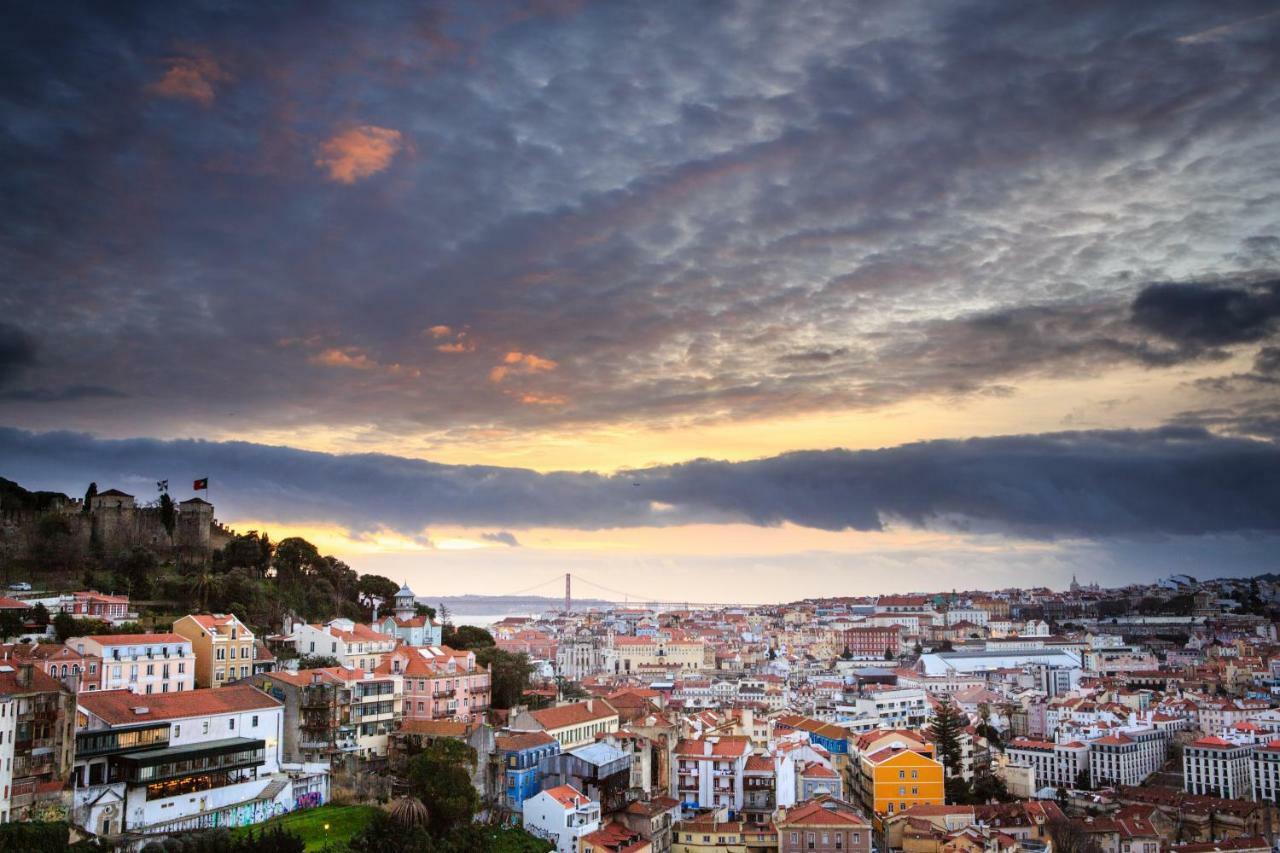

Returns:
378,645,491,722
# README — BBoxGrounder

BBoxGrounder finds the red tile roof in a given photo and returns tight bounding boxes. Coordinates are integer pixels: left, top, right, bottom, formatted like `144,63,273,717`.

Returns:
528,699,618,730
81,633,188,646
542,784,591,809
79,684,280,724
779,798,869,827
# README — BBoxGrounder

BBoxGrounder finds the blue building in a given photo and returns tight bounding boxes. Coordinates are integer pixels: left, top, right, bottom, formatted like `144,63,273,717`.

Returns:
496,730,561,813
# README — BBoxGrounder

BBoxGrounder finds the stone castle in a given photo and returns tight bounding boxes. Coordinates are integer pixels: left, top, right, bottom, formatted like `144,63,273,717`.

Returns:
0,486,235,560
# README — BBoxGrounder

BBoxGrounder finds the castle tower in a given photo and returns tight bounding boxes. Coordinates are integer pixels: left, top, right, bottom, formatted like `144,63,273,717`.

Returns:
394,581,417,621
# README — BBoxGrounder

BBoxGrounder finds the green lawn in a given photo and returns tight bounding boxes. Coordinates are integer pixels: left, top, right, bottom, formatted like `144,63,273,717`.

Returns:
230,804,381,851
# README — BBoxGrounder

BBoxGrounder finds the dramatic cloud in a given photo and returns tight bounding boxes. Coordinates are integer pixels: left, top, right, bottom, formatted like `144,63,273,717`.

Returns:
1132,280,1280,349
2,1,1278,445
481,531,521,547
0,324,37,385
3,426,1278,540
315,125,404,184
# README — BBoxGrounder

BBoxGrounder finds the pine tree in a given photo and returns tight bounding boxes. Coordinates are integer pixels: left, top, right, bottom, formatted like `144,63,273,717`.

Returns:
929,696,966,780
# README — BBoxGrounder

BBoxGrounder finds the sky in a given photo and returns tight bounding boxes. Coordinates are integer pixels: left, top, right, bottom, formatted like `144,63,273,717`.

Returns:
2,1,1279,602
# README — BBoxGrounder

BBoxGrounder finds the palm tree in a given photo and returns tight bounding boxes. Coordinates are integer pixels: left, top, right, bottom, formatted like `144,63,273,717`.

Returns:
187,568,214,610
389,795,429,829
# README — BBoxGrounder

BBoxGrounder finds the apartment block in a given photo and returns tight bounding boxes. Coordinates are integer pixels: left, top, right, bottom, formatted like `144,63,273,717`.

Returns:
68,634,195,695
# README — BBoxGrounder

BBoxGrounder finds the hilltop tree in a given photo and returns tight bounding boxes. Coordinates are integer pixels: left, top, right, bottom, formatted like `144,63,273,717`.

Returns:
358,574,399,611
158,492,176,541
83,482,97,511
273,537,322,583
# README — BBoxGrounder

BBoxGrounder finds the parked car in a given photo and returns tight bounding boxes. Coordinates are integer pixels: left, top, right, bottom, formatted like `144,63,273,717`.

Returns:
7,582,31,591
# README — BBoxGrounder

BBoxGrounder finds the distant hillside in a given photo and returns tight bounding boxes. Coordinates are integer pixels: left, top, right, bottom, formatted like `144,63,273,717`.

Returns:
0,476,71,512
429,593,615,615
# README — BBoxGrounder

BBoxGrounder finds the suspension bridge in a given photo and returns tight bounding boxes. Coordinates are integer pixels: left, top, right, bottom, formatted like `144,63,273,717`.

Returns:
494,572,757,612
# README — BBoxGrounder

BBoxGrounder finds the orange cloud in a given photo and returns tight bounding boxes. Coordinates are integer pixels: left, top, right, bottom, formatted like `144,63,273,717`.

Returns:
428,326,476,353
489,351,557,382
315,125,404,184
311,347,377,369
148,53,230,105
518,392,567,406
310,346,420,377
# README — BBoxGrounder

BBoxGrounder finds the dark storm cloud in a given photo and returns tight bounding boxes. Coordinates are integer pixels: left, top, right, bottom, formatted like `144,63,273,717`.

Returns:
3,425,1277,538
1132,280,1280,348
481,531,521,547
2,1,1279,439
0,324,37,385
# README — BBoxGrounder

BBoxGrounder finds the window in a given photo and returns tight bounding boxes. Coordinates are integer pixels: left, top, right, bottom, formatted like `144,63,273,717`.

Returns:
899,770,905,779
252,715,258,728
806,833,816,850
230,718,235,730
202,721,209,734
174,725,181,738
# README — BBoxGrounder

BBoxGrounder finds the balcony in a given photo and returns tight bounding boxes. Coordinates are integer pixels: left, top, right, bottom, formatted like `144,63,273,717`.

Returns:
118,737,266,784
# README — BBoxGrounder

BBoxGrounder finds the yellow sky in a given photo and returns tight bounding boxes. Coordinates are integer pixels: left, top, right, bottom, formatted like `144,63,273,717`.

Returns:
220,356,1241,473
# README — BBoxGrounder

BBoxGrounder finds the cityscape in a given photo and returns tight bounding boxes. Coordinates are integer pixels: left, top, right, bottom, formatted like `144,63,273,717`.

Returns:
3,1,1280,853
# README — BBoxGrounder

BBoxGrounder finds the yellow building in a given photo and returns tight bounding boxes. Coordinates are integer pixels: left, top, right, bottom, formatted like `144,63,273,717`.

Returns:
172,613,256,688
858,744,944,824
672,813,776,853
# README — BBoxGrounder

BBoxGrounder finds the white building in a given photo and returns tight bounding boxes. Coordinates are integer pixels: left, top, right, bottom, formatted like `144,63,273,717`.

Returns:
1089,728,1167,788
291,619,398,671
673,735,751,811
0,694,14,823
523,784,601,853
1250,741,1280,802
946,608,990,628
918,649,1082,677
1184,736,1253,799
844,687,929,729
69,634,195,695
1005,738,1089,790
71,684,310,838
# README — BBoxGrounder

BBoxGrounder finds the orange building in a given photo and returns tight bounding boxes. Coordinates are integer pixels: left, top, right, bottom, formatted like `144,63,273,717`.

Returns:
858,741,944,824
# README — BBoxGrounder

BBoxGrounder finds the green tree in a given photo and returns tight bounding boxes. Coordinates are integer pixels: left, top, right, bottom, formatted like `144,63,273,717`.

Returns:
296,655,342,669
158,492,176,541
408,739,480,835
346,810,436,853
83,482,97,512
475,647,534,709
30,602,50,628
443,624,495,650
0,610,25,641
358,574,400,610
188,567,215,610
53,611,78,643
928,696,967,786
273,537,322,584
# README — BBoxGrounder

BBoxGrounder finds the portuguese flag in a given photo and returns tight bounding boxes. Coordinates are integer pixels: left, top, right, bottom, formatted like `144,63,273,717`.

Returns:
193,478,208,491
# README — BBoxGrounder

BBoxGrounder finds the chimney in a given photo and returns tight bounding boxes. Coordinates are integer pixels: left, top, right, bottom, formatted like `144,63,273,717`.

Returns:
586,699,593,712
16,662,33,689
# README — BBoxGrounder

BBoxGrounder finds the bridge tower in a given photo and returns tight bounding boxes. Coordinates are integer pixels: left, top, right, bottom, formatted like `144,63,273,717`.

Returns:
564,572,571,614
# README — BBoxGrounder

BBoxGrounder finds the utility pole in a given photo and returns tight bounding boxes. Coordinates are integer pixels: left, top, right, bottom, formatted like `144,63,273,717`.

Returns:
565,572,571,615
